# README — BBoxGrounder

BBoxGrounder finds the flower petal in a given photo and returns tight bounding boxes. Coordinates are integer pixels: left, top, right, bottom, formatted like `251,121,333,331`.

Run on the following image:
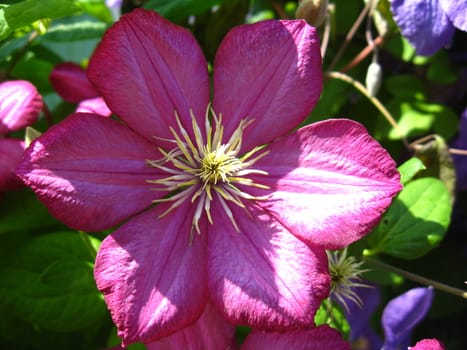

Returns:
241,325,351,350
146,303,236,350
95,202,208,346
16,113,163,231
390,0,455,55
250,119,402,250
76,97,112,117
213,19,322,151
382,287,434,349
0,80,42,135
0,138,25,190
207,198,330,331
410,338,445,350
342,284,383,347
440,0,467,31
87,9,210,145
49,62,99,103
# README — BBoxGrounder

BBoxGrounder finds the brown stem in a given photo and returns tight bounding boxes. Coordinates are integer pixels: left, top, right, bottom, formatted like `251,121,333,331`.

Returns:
326,1,372,71
340,35,384,73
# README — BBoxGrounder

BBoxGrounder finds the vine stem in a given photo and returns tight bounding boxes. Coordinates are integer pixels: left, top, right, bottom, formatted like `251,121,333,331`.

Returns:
325,71,411,151
320,7,332,58
365,257,467,299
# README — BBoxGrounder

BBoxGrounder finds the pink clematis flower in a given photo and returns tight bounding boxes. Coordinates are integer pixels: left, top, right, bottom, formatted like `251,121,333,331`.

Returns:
0,80,42,190
409,338,445,350
16,9,402,346
49,62,112,117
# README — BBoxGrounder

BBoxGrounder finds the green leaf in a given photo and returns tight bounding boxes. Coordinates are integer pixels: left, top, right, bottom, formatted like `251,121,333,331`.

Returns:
376,98,458,141
314,299,350,339
0,190,59,234
398,157,426,186
306,78,351,125
384,74,427,100
365,177,451,259
75,0,113,23
0,0,80,41
43,18,108,41
144,0,225,23
427,51,458,85
0,312,86,350
0,231,106,332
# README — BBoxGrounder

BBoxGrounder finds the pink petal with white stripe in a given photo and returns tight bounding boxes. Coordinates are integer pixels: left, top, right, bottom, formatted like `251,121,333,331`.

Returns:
16,113,163,231
95,202,208,346
213,19,322,152
207,197,330,330
250,119,402,249
87,9,210,145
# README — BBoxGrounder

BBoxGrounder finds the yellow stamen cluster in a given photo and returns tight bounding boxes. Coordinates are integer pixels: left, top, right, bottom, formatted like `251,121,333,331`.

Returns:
146,106,269,241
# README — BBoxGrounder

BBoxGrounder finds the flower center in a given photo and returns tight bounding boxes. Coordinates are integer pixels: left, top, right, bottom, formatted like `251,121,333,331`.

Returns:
198,145,243,185
146,106,269,241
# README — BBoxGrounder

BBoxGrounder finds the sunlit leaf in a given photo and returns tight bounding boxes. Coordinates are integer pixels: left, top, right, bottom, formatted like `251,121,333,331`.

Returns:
376,98,458,141
398,157,426,186
365,177,451,259
0,0,80,41
43,19,108,41
314,299,350,339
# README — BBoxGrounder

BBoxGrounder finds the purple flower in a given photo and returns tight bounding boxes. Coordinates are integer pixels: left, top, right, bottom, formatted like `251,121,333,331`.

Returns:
17,9,401,346
342,286,436,350
390,0,467,55
342,284,383,349
382,287,434,349
0,80,42,190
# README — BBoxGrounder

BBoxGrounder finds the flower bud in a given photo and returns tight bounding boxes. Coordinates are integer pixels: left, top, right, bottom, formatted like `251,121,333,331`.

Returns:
365,61,383,97
295,0,328,27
